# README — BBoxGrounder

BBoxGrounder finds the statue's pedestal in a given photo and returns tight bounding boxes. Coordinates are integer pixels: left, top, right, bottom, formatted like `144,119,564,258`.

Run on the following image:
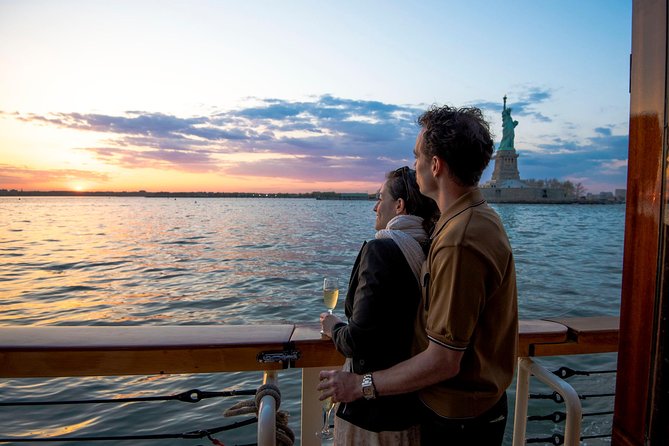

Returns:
491,149,520,181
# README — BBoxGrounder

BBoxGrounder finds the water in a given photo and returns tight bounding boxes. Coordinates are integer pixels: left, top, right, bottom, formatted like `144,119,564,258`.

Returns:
0,197,624,445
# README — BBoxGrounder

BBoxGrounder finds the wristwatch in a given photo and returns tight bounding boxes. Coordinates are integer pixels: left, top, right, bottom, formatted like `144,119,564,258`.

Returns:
361,373,376,400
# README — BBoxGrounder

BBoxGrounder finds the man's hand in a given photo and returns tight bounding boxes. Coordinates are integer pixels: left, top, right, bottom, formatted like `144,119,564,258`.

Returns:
319,312,342,338
317,370,362,403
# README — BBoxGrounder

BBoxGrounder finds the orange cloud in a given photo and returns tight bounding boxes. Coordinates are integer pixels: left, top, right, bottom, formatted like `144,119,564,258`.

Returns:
0,164,109,190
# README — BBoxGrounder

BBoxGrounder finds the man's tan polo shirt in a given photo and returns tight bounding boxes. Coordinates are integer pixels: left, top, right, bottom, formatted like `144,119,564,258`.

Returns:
414,188,518,418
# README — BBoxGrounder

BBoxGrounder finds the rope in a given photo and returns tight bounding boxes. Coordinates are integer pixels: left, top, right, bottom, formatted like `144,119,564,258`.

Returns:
523,365,615,444
528,410,614,423
0,384,291,445
552,366,617,379
528,411,567,423
0,418,258,443
527,433,564,445
0,386,267,443
0,388,256,406
530,391,615,403
527,432,612,445
224,383,294,446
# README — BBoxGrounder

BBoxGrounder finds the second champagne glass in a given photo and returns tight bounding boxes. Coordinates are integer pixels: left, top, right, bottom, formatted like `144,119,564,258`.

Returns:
316,394,336,440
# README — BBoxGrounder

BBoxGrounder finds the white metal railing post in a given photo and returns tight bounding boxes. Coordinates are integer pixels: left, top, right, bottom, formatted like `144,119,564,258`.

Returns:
512,357,583,446
258,370,278,446
301,367,323,446
512,357,531,446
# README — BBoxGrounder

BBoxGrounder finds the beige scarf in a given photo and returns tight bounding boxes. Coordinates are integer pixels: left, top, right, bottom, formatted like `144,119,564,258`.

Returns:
375,215,427,283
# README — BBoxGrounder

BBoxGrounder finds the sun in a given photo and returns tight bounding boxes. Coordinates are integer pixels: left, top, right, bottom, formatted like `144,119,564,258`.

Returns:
72,183,86,192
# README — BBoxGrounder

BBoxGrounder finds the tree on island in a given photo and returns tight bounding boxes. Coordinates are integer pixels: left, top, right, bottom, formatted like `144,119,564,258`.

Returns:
522,178,586,198
573,182,587,199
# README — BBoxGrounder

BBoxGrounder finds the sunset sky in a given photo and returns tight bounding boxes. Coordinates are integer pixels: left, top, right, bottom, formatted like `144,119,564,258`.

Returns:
0,0,632,193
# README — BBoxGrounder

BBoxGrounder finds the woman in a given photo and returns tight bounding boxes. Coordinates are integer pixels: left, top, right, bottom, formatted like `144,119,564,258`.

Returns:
320,166,439,445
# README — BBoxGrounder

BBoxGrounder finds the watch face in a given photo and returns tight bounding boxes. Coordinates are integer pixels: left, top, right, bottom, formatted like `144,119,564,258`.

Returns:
362,374,375,399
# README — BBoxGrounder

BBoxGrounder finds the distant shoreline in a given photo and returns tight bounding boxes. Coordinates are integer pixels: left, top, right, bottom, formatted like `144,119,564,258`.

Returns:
0,190,377,200
0,189,625,204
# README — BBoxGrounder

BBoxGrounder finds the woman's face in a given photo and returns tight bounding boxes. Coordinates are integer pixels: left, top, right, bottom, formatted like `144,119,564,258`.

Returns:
373,180,400,230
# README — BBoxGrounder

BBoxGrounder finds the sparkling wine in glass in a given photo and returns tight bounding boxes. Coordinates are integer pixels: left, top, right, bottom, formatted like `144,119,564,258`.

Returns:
316,394,336,440
323,278,339,314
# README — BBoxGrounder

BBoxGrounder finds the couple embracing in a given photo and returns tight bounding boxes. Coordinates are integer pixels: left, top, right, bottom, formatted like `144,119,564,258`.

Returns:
319,105,518,446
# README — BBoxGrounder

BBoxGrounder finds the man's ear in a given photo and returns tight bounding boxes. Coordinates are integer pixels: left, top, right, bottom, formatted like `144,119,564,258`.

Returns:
431,155,442,177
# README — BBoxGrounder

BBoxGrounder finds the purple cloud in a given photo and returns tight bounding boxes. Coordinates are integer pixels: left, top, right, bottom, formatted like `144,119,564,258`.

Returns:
5,93,629,191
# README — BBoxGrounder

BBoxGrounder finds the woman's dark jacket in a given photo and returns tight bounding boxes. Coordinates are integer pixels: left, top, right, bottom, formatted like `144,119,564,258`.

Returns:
331,238,422,432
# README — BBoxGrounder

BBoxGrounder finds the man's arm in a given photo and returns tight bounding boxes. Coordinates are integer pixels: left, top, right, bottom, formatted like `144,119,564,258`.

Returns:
375,340,463,395
318,341,463,402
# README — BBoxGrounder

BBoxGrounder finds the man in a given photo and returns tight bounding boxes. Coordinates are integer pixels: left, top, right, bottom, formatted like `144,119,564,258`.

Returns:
318,105,518,445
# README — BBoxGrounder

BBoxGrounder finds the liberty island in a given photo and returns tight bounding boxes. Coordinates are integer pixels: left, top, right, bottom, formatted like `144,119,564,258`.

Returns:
481,97,626,203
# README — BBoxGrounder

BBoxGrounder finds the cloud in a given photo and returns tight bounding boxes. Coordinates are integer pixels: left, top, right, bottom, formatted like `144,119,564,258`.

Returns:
5,93,629,191
79,147,219,173
472,86,553,123
14,95,423,182
0,164,109,187
20,111,252,141
594,126,613,136
487,130,629,192
226,154,389,183
599,158,628,172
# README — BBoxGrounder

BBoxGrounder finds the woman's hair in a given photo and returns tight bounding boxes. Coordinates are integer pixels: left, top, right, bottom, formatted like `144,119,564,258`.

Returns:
386,166,440,234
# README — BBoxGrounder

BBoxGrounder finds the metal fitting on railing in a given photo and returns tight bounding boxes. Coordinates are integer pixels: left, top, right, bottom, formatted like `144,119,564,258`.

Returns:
257,343,301,369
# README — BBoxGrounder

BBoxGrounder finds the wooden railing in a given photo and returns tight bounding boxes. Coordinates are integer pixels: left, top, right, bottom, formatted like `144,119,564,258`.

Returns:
0,317,619,377
0,316,619,445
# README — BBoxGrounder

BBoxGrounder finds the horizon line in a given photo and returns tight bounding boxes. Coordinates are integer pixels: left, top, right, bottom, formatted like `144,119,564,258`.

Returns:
0,189,376,197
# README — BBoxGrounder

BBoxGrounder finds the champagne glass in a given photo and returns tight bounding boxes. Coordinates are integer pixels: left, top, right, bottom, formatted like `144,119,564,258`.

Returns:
321,278,339,335
316,394,336,440
323,278,339,314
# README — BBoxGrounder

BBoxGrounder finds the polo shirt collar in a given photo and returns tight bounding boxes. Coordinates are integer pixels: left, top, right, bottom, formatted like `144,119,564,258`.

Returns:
431,188,487,239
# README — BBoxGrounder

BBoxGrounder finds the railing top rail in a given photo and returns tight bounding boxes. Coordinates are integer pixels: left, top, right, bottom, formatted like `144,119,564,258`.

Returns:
0,325,296,350
0,317,619,378
534,316,619,357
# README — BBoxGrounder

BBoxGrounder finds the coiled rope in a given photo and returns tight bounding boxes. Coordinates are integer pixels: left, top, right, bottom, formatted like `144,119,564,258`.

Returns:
224,383,294,446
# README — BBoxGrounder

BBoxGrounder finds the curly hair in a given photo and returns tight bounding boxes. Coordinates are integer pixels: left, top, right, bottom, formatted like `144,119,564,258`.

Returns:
417,105,494,187
386,166,440,234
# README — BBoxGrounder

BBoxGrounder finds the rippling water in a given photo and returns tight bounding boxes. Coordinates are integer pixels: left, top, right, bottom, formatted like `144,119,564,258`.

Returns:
0,197,624,445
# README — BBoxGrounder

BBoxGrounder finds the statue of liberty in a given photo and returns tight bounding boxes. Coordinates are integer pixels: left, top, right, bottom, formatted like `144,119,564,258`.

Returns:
499,95,518,150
